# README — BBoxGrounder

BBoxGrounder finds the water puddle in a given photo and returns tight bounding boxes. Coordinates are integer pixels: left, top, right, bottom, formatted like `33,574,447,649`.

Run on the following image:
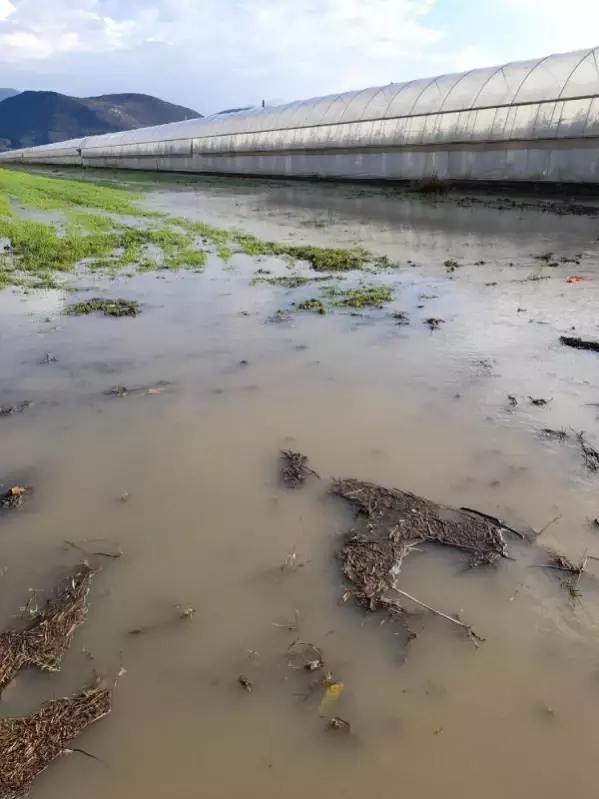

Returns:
2,177,599,798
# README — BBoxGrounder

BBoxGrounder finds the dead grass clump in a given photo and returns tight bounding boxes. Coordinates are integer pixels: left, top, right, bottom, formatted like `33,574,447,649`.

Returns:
0,486,29,510
333,479,511,643
280,450,319,489
0,564,95,694
333,479,507,566
0,683,111,799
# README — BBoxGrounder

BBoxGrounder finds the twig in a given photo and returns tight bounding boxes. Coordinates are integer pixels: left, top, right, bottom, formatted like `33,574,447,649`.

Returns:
64,540,123,559
67,747,103,763
389,587,484,644
459,507,525,540
535,513,562,536
391,588,466,628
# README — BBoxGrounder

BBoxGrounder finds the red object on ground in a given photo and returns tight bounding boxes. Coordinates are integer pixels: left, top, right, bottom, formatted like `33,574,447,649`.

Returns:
567,275,584,283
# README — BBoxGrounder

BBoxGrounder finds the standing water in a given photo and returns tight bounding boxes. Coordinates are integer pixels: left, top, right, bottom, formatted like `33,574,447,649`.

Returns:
2,173,599,799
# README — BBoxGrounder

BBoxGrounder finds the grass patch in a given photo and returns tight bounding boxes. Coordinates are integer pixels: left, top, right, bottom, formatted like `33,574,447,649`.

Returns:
325,284,394,308
251,274,337,288
296,298,327,314
0,168,143,215
233,233,380,271
65,298,140,317
0,167,392,290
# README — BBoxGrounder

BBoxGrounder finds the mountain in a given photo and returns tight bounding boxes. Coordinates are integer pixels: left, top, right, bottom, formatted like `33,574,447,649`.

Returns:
0,90,201,150
0,89,19,103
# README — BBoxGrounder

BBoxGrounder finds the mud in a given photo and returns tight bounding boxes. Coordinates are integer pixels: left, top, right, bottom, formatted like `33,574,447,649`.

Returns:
2,173,599,799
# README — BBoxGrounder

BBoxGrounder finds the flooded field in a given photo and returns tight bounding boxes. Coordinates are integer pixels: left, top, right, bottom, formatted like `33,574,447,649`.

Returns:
3,171,599,798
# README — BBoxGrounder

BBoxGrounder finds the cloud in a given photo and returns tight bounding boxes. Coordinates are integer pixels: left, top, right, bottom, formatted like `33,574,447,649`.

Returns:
0,0,445,111
497,0,599,52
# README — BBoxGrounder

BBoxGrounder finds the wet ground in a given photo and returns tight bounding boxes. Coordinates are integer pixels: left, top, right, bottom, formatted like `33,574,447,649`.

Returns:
3,175,599,798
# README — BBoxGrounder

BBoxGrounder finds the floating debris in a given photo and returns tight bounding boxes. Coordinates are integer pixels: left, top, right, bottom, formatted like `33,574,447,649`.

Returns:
333,479,509,568
280,450,320,489
576,432,599,472
103,380,172,398
39,353,57,365
444,259,461,272
538,550,596,598
332,479,515,643
0,486,30,511
507,395,518,408
392,312,410,326
65,298,140,318
0,402,32,418
128,605,195,637
0,564,95,694
541,428,568,441
288,642,324,672
0,683,111,799
238,675,253,692
424,317,445,331
560,335,599,353
529,396,553,407
324,716,351,733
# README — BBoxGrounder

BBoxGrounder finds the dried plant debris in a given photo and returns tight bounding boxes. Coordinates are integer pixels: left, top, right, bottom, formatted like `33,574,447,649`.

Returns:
529,396,553,407
0,683,111,799
541,428,568,441
65,298,139,317
540,551,596,599
560,335,599,353
128,605,195,637
424,317,445,331
576,432,599,472
332,479,517,644
103,380,172,398
1,486,30,511
392,312,410,326
333,479,509,567
324,716,351,733
0,402,32,418
288,641,324,672
0,564,95,694
280,450,320,489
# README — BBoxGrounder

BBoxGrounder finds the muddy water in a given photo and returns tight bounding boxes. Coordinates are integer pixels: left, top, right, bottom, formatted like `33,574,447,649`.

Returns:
3,179,599,798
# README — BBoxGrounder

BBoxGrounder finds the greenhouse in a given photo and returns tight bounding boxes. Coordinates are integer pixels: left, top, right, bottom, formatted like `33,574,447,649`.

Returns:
2,46,599,183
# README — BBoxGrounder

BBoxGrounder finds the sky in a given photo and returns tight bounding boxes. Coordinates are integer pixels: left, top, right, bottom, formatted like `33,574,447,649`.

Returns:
0,0,598,114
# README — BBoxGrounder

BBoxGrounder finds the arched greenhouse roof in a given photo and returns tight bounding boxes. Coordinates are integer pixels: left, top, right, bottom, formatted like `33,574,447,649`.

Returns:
79,47,599,149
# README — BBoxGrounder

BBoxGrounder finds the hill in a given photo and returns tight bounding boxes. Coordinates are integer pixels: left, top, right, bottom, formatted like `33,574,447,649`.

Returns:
0,91,201,150
0,89,19,103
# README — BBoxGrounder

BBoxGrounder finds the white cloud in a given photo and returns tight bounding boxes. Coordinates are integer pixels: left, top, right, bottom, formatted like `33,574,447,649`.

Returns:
498,0,599,51
0,0,14,20
0,0,445,110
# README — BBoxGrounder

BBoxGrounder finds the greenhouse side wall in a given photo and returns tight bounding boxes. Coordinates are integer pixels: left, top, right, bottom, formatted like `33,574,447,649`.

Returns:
3,46,599,184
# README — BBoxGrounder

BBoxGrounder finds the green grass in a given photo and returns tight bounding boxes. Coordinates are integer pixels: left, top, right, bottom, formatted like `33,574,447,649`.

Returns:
233,232,379,271
65,298,140,317
0,168,143,215
0,167,392,290
324,284,394,308
296,298,327,314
